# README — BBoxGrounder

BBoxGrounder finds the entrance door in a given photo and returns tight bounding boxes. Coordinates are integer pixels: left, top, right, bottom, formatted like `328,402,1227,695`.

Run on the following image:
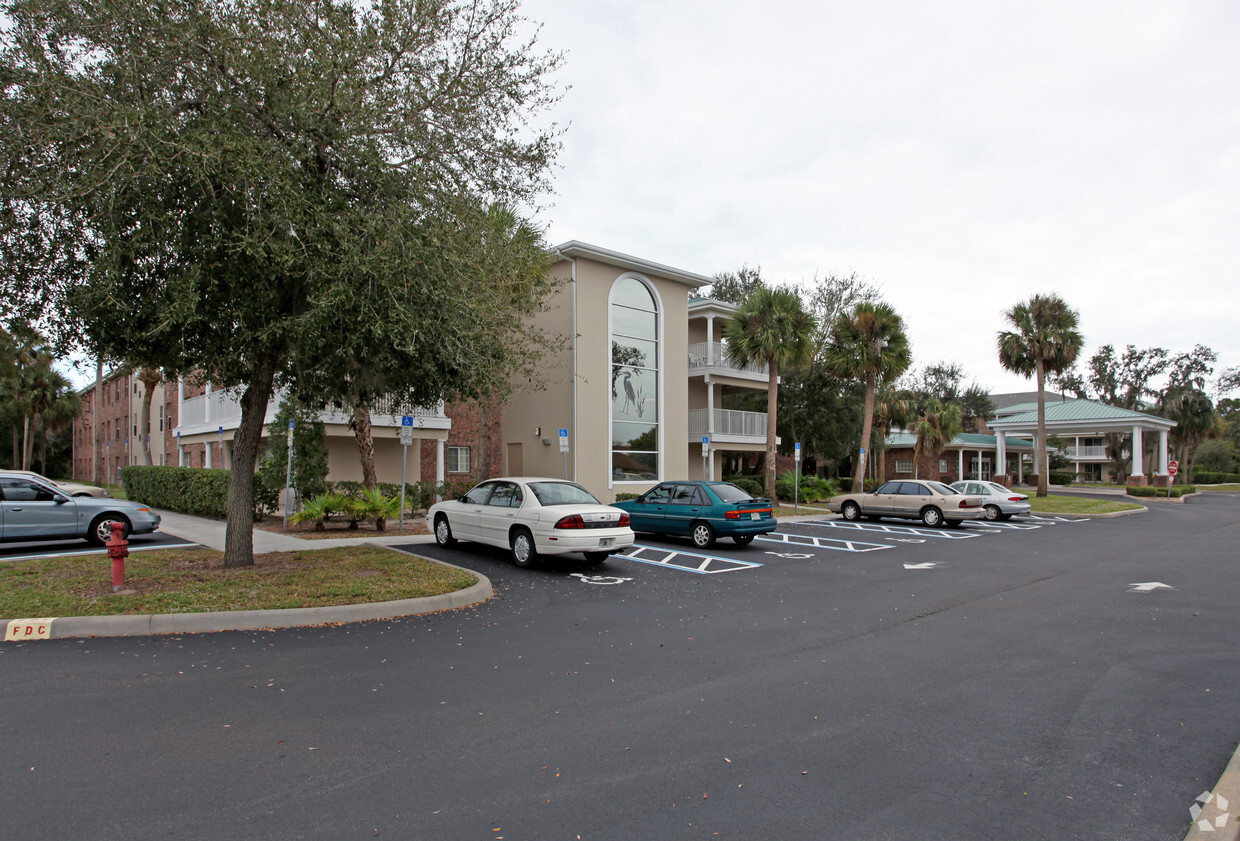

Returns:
970,458,992,481
506,443,523,476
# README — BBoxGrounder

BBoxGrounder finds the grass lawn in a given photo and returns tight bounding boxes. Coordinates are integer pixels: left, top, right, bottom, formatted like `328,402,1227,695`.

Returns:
0,546,477,620
1197,484,1240,492
1026,495,1143,515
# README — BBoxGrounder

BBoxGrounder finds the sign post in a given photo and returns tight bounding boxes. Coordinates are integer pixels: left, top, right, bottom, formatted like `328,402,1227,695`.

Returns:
282,418,295,534
399,416,414,533
701,435,710,482
218,425,224,469
1167,460,1178,497
794,442,802,512
559,428,569,479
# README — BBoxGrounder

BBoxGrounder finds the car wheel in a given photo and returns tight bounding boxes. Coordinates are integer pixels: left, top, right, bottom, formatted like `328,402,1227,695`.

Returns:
691,521,716,549
89,514,131,547
983,505,1001,521
510,528,539,568
583,551,611,565
434,515,456,547
841,501,861,521
920,506,943,528
732,534,755,546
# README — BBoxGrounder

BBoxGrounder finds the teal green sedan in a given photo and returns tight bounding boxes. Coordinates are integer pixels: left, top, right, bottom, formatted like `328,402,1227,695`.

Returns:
612,481,776,548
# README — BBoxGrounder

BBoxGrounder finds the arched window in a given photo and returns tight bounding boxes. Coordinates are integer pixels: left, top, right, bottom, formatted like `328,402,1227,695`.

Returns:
610,276,659,482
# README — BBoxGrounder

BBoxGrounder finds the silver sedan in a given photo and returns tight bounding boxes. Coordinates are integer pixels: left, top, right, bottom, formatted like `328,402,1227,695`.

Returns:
0,472,161,545
950,481,1032,521
828,479,985,527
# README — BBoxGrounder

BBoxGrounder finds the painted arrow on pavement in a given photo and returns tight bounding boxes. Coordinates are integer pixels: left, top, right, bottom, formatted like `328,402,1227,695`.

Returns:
903,562,937,570
1128,581,1174,592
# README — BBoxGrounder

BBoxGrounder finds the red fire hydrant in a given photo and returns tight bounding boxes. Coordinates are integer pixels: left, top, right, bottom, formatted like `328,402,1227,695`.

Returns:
107,521,129,593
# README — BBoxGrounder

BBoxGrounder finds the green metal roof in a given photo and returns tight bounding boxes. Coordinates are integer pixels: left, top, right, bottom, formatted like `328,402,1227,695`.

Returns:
988,398,1172,427
884,432,1033,450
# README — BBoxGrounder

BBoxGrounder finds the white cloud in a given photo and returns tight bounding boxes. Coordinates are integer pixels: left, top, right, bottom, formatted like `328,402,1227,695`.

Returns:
522,0,1240,394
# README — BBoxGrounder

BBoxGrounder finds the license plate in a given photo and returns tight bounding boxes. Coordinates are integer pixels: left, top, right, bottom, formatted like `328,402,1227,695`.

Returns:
750,512,759,520
599,538,614,548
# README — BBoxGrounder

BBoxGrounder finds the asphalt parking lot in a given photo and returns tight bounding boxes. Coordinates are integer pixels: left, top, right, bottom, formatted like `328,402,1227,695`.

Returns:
3,495,1238,841
0,531,197,563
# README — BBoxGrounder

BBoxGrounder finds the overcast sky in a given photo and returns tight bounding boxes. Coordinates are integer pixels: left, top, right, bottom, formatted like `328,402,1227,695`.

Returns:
519,0,1240,397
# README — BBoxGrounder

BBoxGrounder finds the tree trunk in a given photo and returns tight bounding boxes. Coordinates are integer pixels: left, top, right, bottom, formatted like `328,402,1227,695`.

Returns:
94,358,103,487
351,400,378,490
1035,361,1048,498
21,414,31,470
852,373,877,493
141,388,155,465
475,396,494,482
765,358,779,502
222,359,277,568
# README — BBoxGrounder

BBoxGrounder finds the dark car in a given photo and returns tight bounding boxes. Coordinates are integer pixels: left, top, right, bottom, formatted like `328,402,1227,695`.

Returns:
612,481,776,548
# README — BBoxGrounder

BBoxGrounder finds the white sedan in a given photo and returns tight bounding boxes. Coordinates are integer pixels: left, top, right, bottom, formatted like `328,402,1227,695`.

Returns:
428,477,634,568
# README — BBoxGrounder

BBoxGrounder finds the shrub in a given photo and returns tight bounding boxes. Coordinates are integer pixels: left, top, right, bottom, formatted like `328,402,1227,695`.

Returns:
724,475,765,498
1047,471,1076,485
1191,471,1240,484
122,465,232,518
614,492,640,502
775,470,838,503
1127,485,1197,498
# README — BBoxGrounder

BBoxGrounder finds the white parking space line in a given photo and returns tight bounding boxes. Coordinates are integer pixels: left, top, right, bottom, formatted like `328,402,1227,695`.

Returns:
796,520,980,539
1023,514,1086,523
756,532,892,553
958,520,1043,530
617,544,764,574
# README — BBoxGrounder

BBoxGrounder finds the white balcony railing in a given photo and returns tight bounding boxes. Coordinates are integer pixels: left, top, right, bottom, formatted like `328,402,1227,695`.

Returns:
688,342,769,379
177,388,448,436
689,408,768,441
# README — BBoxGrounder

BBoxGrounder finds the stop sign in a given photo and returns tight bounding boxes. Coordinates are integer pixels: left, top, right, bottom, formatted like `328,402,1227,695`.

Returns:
1168,460,1179,476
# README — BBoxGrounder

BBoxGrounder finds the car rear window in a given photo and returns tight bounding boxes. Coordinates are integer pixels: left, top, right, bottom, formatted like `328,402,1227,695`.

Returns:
710,483,756,502
927,481,957,495
528,482,602,506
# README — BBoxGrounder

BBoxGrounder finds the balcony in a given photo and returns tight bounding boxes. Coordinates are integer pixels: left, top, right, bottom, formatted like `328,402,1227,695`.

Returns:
176,388,449,437
689,408,773,445
688,342,769,381
1061,445,1123,460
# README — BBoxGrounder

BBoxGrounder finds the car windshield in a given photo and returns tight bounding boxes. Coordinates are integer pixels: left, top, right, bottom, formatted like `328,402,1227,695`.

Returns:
528,481,602,506
710,483,756,502
927,481,957,495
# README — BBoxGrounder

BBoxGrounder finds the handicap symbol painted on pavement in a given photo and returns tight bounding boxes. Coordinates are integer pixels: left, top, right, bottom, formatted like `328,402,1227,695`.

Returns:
891,538,926,544
570,573,633,585
764,551,813,559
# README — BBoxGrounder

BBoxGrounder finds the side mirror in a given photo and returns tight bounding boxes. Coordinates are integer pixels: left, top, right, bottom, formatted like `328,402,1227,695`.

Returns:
55,494,72,504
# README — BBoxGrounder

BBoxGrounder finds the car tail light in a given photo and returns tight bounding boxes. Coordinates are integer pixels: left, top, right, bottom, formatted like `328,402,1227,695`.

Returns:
555,514,585,529
617,512,630,527
726,508,772,519
1008,496,1026,502
959,499,976,508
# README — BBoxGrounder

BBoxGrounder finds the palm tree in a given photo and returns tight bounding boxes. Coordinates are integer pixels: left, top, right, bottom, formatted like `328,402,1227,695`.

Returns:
724,285,817,501
997,294,1083,497
872,383,915,483
912,398,963,479
824,302,912,492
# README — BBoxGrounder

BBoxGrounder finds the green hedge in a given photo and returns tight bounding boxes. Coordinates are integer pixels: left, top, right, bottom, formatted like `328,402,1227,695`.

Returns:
1191,471,1240,484
1048,471,1076,485
723,475,766,498
122,465,232,517
1127,484,1196,498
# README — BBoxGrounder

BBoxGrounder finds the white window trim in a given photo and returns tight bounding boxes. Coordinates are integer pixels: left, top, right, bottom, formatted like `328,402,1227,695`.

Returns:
447,446,470,474
895,458,914,474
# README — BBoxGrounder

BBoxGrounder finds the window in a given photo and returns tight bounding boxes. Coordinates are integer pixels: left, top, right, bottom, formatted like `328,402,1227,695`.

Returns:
895,458,913,474
939,459,948,473
159,405,164,432
487,482,522,508
448,446,470,474
611,276,659,481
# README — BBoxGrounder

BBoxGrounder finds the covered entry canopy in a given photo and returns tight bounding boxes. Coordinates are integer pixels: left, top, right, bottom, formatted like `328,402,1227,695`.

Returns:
986,398,1177,482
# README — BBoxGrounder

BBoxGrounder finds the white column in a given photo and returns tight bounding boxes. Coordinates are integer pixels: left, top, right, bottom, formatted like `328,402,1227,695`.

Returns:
436,439,446,486
707,379,715,435
706,316,715,365
177,444,185,467
1131,425,1144,476
957,449,964,479
1158,429,1169,475
1017,452,1024,484
205,441,213,468
996,431,1006,476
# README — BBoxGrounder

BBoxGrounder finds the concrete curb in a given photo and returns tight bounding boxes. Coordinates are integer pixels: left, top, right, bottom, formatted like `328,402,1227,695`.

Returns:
5,556,492,641
1183,740,1240,841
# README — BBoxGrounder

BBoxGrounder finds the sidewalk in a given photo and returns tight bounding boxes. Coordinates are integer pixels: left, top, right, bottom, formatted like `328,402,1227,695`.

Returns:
156,509,438,552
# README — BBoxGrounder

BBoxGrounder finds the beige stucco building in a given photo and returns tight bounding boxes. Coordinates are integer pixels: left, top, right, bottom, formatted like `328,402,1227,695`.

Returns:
502,242,772,502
